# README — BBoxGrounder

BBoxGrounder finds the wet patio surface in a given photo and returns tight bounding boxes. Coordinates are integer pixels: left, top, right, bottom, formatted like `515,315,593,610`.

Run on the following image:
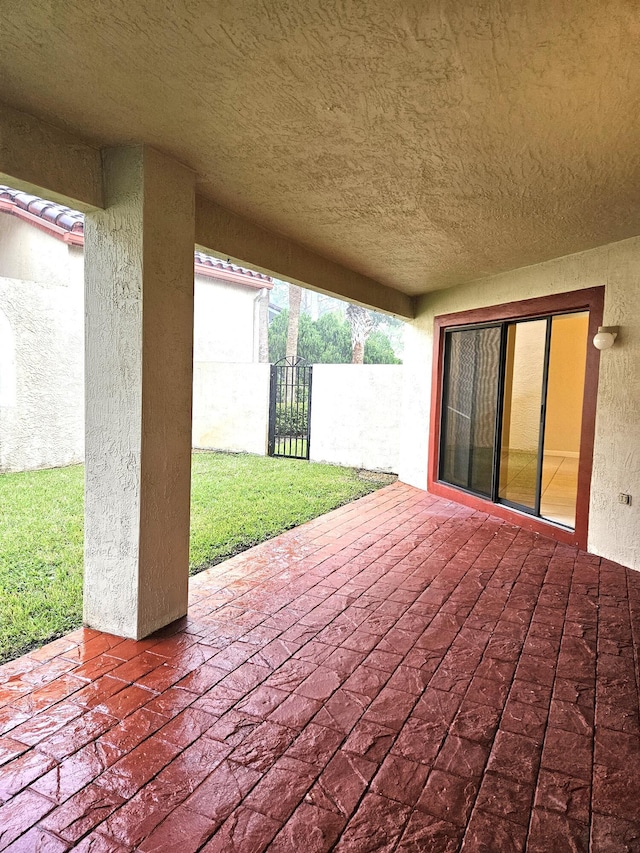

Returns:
0,482,639,852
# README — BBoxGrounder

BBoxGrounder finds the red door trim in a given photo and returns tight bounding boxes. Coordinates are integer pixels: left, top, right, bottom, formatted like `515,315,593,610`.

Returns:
428,287,605,549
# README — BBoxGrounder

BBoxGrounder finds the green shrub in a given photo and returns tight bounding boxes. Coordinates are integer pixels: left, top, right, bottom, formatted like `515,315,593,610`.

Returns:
275,402,308,436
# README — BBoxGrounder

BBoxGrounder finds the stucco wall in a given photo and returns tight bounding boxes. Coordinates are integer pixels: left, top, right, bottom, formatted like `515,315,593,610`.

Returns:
0,212,267,472
0,212,73,286
192,362,402,472
83,145,195,639
310,365,402,472
193,274,261,363
0,240,84,472
0,307,17,408
192,362,270,455
400,235,640,570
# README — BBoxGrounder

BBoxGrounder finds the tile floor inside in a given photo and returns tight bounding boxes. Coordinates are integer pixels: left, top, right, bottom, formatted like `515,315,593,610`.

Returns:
500,452,579,528
0,482,639,852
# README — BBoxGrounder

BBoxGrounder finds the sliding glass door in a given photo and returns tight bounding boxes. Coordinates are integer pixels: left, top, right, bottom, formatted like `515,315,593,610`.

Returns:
440,326,501,498
438,311,589,529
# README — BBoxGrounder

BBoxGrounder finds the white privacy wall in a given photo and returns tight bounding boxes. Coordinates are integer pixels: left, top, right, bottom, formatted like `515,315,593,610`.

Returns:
0,210,266,472
0,242,84,473
192,362,271,455
310,365,402,472
399,234,640,571
191,363,403,473
193,274,261,363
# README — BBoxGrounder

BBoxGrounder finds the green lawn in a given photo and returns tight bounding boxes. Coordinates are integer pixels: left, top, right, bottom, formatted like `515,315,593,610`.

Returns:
273,436,308,459
0,453,391,664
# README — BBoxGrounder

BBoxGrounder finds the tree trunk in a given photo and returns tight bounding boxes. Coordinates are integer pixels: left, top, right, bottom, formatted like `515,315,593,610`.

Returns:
285,283,303,405
346,304,374,364
286,284,302,360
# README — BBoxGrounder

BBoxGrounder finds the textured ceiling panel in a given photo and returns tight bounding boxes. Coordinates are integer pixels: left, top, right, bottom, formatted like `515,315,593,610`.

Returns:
1,0,639,295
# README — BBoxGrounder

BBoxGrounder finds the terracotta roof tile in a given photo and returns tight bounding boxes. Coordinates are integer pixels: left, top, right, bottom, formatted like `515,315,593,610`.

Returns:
193,251,272,284
0,186,84,233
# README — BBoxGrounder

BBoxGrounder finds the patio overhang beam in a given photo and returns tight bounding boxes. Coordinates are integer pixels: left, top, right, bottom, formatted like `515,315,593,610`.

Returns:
195,197,415,319
0,102,104,212
0,103,414,318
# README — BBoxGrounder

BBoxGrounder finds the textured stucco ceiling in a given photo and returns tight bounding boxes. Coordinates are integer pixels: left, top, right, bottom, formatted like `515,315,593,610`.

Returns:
1,1,639,296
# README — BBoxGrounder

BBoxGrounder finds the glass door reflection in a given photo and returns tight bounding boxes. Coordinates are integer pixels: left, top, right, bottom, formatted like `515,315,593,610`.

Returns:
539,312,589,528
498,319,548,512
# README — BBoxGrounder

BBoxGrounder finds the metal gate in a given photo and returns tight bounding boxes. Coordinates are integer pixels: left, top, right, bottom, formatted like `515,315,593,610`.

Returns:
268,356,313,460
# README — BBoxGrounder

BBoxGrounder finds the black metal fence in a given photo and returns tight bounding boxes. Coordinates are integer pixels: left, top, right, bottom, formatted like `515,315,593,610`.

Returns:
268,356,312,460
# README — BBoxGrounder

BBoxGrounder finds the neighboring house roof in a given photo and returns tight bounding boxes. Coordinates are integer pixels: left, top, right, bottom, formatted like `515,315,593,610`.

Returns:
193,251,272,289
0,186,272,290
0,186,85,245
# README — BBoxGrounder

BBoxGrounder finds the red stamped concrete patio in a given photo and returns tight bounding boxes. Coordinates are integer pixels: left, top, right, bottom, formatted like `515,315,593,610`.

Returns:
1,482,639,852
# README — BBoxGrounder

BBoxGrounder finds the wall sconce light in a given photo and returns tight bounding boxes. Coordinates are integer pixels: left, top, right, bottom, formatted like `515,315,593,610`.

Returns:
593,326,619,350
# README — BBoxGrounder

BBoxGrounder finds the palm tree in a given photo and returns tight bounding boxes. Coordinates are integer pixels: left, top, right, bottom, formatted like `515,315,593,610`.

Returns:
283,283,303,407
286,284,302,360
346,304,374,364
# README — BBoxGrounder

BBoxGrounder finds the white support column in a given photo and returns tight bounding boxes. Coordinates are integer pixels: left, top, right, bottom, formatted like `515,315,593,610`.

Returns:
84,146,195,639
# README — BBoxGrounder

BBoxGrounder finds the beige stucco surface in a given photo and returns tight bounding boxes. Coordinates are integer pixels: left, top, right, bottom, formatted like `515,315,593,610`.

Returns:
194,199,412,318
0,102,102,211
84,146,195,639
194,276,262,364
400,236,640,570
192,363,402,472
0,212,76,286
0,308,16,409
0,217,84,472
310,365,402,473
2,3,640,298
192,363,270,456
0,211,266,473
